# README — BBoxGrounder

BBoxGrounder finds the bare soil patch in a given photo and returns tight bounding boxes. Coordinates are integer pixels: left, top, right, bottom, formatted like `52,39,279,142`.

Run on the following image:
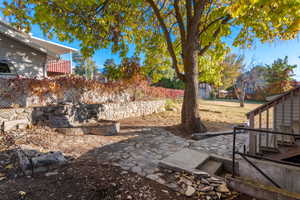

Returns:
0,158,187,200
0,158,254,200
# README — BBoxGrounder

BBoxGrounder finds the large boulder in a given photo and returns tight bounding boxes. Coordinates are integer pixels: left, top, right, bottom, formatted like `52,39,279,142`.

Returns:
17,150,67,176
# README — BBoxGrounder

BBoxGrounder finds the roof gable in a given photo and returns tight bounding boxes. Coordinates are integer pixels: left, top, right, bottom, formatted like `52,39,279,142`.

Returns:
246,86,300,118
0,20,77,57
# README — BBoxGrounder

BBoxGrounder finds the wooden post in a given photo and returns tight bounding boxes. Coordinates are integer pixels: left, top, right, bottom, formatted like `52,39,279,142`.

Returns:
274,105,278,148
291,91,294,126
259,112,262,128
249,112,256,155
274,105,277,130
266,108,269,146
258,112,262,151
281,98,285,142
266,108,269,129
282,97,285,125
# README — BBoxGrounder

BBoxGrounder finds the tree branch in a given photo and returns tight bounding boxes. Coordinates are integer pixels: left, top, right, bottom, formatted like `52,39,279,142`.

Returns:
159,0,168,10
186,0,192,30
146,0,185,81
198,15,228,37
94,0,109,15
174,0,186,46
190,0,208,34
198,15,231,56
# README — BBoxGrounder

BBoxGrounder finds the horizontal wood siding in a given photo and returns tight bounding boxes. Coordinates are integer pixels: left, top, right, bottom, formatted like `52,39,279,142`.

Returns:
274,94,300,134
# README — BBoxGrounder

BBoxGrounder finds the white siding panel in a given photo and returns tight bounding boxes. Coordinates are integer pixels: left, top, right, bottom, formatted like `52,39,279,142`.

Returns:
0,33,47,78
275,94,300,135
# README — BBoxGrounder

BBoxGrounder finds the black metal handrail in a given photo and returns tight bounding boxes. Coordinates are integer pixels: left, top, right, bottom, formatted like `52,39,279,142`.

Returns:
232,126,300,189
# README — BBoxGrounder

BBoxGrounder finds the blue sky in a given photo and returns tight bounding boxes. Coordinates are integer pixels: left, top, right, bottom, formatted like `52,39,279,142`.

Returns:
231,39,300,79
32,26,300,79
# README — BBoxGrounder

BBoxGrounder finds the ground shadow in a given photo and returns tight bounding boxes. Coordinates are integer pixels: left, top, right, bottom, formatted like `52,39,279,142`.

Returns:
0,122,251,200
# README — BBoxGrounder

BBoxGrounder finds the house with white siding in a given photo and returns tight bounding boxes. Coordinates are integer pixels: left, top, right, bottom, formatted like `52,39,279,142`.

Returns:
199,83,212,99
0,20,77,78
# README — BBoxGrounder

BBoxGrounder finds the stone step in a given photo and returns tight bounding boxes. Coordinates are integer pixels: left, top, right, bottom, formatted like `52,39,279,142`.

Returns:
159,148,210,174
197,160,223,175
3,119,30,131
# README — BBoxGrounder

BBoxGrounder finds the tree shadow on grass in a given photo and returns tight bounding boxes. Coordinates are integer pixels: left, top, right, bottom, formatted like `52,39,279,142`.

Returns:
119,119,237,139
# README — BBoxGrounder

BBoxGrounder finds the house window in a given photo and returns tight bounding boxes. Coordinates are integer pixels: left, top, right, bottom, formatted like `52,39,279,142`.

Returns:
0,62,11,73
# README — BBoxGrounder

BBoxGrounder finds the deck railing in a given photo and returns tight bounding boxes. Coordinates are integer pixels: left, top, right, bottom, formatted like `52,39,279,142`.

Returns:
232,126,300,189
47,60,71,74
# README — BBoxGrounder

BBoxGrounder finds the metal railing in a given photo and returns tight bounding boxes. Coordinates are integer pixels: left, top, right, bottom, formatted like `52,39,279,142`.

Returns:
232,126,300,189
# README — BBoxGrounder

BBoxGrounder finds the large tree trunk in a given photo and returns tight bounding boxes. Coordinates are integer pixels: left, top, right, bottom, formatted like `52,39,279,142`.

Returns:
181,49,207,133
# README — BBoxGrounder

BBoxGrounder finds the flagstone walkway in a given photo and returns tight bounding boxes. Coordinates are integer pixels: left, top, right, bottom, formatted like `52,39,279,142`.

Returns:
86,127,248,183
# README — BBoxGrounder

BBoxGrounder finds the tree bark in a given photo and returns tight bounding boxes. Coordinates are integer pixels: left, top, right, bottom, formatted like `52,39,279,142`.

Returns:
146,0,209,134
234,83,245,107
181,48,207,133
240,86,245,107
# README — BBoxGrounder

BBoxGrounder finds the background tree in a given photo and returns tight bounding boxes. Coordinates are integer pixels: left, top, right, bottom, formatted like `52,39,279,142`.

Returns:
103,57,143,81
72,52,98,79
154,77,185,89
221,53,244,90
234,74,247,107
232,56,247,107
102,59,121,81
264,56,297,95
3,0,300,133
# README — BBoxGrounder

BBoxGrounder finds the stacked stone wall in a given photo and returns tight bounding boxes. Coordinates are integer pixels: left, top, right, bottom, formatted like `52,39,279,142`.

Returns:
0,100,166,131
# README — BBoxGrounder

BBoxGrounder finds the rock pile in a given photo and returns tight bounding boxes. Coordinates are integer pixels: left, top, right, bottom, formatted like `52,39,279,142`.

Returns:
161,169,239,200
178,173,237,199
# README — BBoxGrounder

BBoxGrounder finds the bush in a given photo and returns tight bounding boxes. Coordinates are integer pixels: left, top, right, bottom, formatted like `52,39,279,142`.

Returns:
153,78,185,89
165,99,178,111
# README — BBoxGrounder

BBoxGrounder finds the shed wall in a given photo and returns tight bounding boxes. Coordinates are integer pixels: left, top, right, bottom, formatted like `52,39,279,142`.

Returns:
274,93,300,134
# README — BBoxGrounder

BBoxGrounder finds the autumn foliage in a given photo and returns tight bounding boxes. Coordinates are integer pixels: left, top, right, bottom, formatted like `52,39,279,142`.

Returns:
0,74,183,108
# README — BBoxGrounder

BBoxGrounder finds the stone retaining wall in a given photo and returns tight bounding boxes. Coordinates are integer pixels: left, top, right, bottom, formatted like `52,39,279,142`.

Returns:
0,100,166,131
0,77,131,108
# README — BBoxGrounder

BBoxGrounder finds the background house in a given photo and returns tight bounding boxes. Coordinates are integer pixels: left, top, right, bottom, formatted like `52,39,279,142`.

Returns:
0,20,77,78
243,66,267,95
199,83,212,99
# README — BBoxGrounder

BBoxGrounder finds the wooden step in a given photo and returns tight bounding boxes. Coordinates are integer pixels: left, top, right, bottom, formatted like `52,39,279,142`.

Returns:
197,160,223,175
259,146,280,153
277,137,296,146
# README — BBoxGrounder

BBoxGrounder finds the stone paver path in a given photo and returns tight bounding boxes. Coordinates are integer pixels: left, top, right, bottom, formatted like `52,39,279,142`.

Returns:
190,133,248,157
86,127,248,182
4,125,248,198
